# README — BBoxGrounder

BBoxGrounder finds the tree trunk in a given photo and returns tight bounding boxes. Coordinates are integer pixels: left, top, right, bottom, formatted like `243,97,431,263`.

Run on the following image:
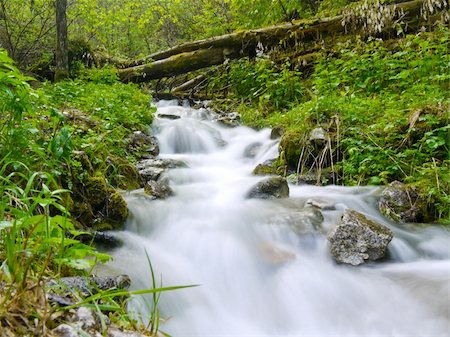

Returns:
55,0,68,81
119,48,241,83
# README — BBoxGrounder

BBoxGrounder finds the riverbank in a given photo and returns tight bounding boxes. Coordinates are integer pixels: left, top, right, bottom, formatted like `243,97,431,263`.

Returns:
208,27,449,224
0,56,161,336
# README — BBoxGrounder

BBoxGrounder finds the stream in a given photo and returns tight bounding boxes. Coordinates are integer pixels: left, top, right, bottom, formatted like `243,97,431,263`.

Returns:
105,100,449,337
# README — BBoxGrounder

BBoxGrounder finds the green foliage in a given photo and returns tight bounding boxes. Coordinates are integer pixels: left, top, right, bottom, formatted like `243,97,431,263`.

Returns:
0,0,54,66
0,50,36,160
218,28,450,221
224,58,304,111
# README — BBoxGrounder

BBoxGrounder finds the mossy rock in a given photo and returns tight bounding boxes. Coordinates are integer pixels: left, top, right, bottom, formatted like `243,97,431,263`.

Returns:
72,201,95,227
252,163,277,176
379,181,428,223
85,176,109,208
106,155,142,190
71,151,94,176
104,190,128,228
279,129,308,170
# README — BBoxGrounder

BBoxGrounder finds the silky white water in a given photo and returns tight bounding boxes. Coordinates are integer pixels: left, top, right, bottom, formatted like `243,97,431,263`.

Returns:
106,100,450,337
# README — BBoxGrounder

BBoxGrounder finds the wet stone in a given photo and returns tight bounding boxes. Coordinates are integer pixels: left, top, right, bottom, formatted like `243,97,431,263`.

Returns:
328,209,393,266
246,176,289,199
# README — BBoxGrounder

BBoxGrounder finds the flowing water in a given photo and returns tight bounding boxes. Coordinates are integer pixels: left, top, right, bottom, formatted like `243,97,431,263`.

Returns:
105,100,450,337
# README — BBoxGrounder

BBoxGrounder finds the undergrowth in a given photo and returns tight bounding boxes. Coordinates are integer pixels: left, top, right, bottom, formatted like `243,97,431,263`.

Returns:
0,49,174,335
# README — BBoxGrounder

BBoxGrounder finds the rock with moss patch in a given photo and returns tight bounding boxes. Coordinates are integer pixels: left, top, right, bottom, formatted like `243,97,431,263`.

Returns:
246,176,289,199
328,209,393,266
279,129,307,170
106,155,142,190
252,162,277,176
85,176,109,207
103,191,128,229
127,131,159,157
379,181,426,223
270,126,285,139
216,112,240,127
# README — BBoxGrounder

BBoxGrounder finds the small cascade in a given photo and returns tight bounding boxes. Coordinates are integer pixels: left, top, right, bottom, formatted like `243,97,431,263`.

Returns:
105,100,450,337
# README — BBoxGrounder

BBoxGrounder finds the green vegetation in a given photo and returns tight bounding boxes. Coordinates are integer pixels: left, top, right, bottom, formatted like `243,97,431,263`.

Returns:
0,50,164,334
214,28,449,222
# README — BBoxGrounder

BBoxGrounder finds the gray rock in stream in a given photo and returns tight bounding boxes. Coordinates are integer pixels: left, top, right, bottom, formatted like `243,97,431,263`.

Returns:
379,181,426,223
246,176,289,199
144,179,174,199
136,158,187,182
243,142,262,158
328,209,393,266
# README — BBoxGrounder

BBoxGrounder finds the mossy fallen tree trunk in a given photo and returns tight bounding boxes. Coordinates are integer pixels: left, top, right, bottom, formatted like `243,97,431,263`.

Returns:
119,48,241,83
118,0,446,83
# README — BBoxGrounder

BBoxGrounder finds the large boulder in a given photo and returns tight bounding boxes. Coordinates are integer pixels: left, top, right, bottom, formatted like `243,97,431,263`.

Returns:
379,181,426,223
246,176,289,199
328,209,393,266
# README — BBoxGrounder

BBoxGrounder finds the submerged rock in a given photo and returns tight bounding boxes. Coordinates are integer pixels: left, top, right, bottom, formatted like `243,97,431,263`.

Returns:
379,181,426,223
157,113,181,120
306,198,336,211
258,242,296,264
69,230,122,249
268,206,324,235
216,112,240,127
246,176,289,199
243,142,262,158
328,209,393,266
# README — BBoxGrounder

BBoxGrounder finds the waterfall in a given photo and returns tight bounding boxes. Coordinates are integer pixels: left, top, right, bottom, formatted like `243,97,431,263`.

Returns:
105,100,450,337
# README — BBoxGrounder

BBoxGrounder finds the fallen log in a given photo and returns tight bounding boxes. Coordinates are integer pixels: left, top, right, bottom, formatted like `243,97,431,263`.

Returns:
118,0,447,83
119,48,241,83
171,73,208,94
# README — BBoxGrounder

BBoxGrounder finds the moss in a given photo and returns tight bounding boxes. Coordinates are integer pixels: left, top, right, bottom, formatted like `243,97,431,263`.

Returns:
54,70,69,82
253,163,277,175
279,129,308,169
106,155,142,190
85,176,109,208
103,190,128,229
72,201,95,227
